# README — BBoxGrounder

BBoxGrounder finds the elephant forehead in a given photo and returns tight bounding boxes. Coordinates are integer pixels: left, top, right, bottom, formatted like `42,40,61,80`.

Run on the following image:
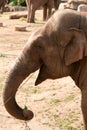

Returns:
53,10,80,29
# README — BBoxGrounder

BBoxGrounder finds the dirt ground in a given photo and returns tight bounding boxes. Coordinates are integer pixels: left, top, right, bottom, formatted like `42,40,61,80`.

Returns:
0,10,84,130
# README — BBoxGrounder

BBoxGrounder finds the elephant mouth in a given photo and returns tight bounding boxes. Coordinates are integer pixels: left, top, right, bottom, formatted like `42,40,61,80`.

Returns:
35,64,57,85
35,65,49,85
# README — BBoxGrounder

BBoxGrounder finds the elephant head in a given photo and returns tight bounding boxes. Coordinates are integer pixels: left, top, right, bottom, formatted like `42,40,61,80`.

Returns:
3,10,87,123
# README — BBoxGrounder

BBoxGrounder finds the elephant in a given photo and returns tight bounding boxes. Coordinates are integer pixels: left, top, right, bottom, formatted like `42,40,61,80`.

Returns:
58,2,67,10
54,0,61,10
78,4,87,12
26,0,54,23
66,0,87,10
3,9,87,129
0,0,7,13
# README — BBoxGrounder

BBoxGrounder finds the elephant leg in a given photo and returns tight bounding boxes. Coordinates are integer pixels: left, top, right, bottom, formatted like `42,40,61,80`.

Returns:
26,0,30,23
27,8,35,23
27,11,30,23
1,8,4,13
47,0,53,20
81,89,87,130
54,0,61,10
30,7,35,23
54,0,58,10
26,0,35,23
27,6,31,22
1,4,4,13
47,7,52,20
0,8,2,13
43,4,47,21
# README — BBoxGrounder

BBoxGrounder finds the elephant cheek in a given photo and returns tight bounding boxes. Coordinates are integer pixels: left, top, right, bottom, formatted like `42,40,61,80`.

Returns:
35,65,49,86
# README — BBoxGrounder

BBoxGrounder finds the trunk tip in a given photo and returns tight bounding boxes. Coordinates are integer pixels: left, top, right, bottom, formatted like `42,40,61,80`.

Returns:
23,109,34,120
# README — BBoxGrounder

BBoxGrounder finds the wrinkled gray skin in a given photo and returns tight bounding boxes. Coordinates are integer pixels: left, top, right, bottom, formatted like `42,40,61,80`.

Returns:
3,9,87,129
0,0,7,13
26,0,54,23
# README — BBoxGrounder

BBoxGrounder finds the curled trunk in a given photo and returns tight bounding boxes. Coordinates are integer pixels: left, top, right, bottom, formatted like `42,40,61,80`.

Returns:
3,53,40,120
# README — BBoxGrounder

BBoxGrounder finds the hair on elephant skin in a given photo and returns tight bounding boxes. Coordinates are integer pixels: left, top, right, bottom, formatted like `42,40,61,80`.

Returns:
3,9,87,129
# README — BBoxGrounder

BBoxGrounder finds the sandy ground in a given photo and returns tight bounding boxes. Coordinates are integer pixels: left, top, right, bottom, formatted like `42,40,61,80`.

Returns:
0,10,84,130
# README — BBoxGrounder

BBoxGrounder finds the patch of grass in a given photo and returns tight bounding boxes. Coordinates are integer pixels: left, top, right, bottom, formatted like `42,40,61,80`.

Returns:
43,109,84,130
23,105,28,110
65,122,78,130
31,87,40,94
0,76,4,90
21,87,40,94
1,13,9,17
0,53,7,58
64,94,75,102
31,88,40,93
52,111,83,130
19,17,27,21
0,53,16,58
0,83,3,90
50,98,61,105
35,18,45,24
52,114,77,130
65,125,77,130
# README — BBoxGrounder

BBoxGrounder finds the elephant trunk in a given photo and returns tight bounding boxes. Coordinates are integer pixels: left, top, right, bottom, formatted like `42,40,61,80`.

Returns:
3,53,40,120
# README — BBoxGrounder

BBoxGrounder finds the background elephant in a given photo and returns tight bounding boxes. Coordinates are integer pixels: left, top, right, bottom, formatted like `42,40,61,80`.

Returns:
66,0,87,10
3,9,87,129
54,0,61,10
26,0,54,23
0,0,7,13
77,4,87,12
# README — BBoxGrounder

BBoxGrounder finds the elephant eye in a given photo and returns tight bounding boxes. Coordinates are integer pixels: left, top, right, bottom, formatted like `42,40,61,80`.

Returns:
36,45,44,51
36,45,42,49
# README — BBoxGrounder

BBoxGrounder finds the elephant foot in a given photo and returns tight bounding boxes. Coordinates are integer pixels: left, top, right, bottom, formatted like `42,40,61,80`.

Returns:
0,11,3,14
43,16,47,21
43,18,46,21
27,18,35,23
30,20,35,23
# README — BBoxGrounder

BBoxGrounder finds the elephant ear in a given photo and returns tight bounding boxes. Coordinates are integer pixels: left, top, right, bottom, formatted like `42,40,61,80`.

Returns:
63,28,87,65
